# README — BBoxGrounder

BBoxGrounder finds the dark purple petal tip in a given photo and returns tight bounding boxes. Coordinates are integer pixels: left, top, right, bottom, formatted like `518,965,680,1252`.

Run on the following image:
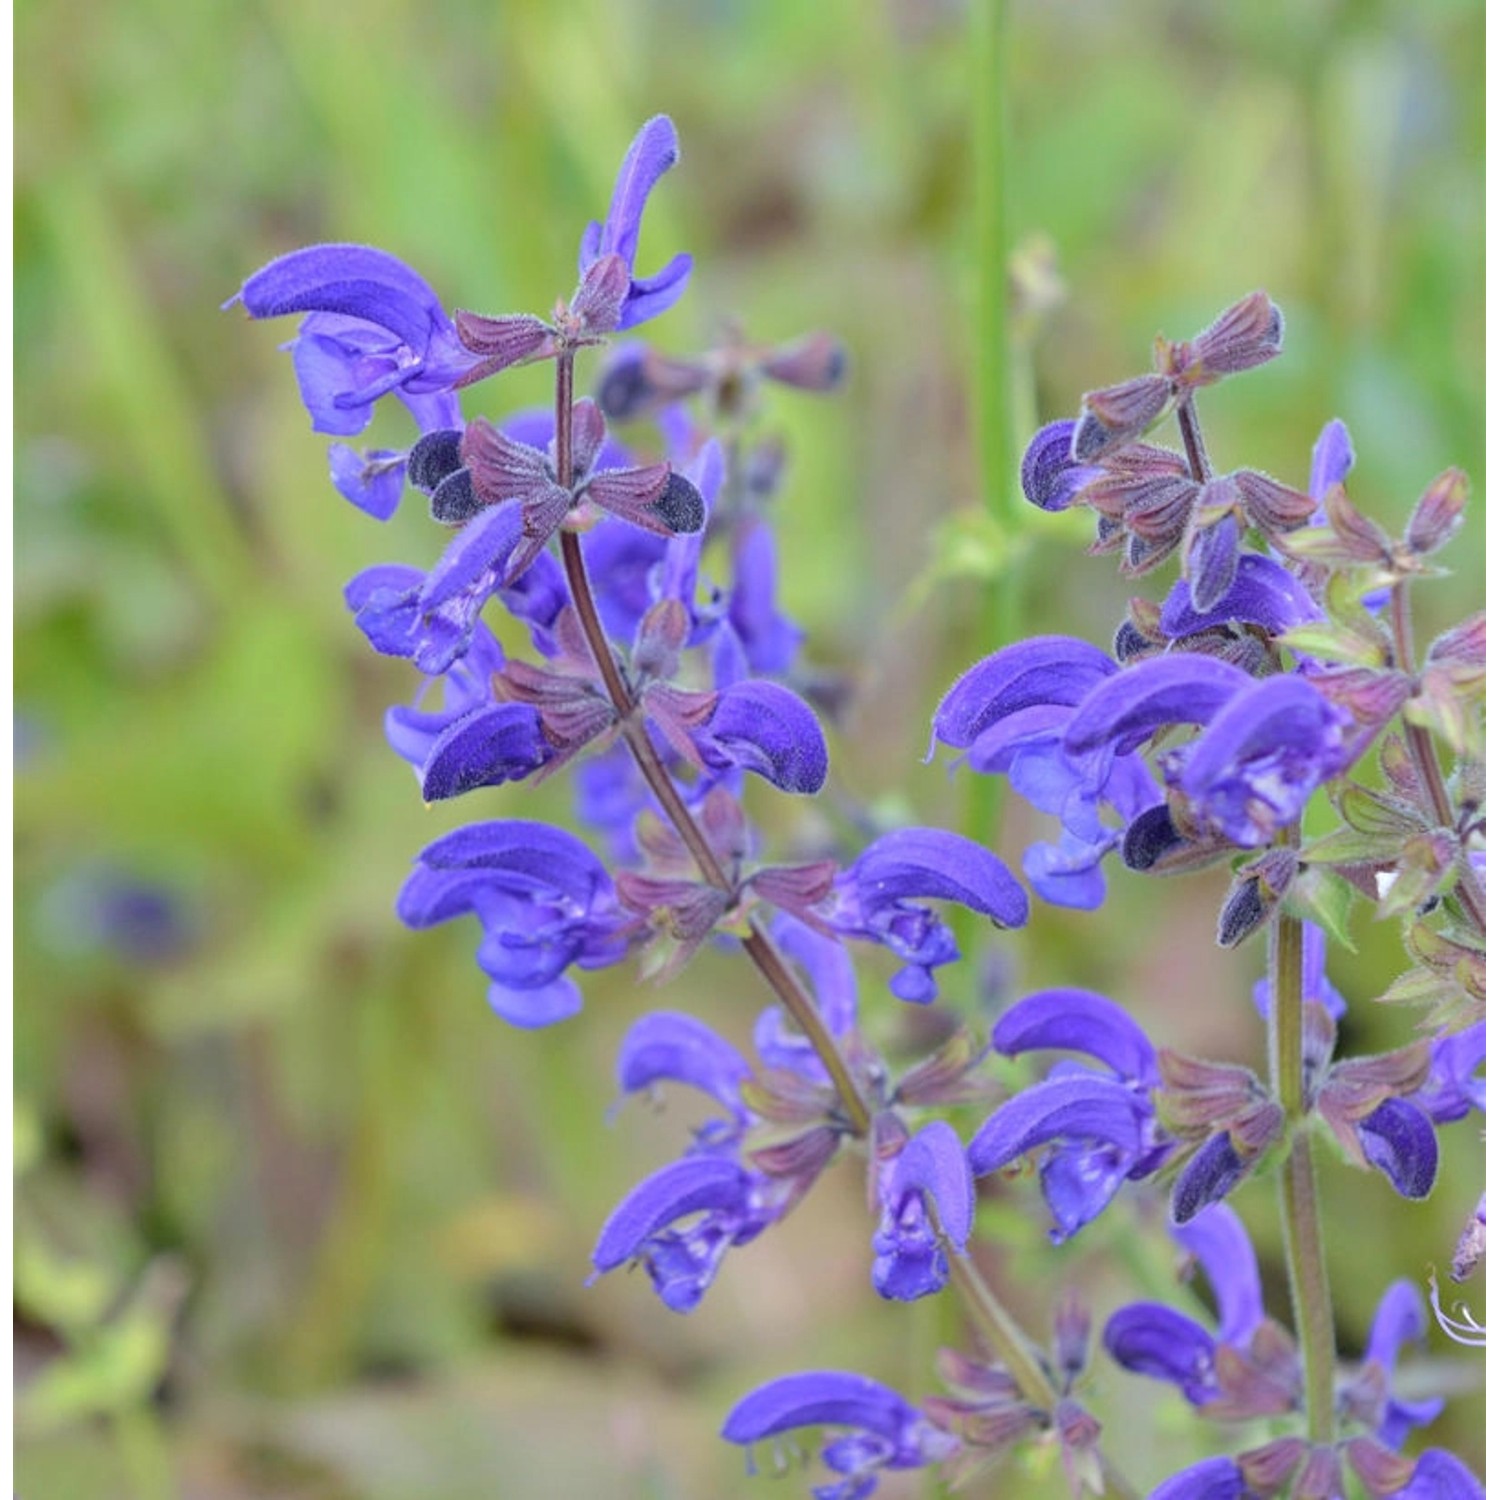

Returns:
1021,420,1102,512
1170,1133,1249,1224
1358,1098,1439,1200
698,680,829,794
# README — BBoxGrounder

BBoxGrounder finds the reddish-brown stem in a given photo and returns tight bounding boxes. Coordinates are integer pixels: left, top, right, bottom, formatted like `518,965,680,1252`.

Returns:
545,353,1148,1493
1176,395,1212,484
1390,579,1486,936
551,356,870,1132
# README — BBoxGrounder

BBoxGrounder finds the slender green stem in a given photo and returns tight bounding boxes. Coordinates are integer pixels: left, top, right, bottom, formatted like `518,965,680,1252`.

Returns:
948,1254,1052,1410
1390,579,1486,936
1270,904,1338,1443
959,0,1014,949
1279,1132,1337,1443
1268,900,1306,1115
972,0,1016,615
111,1406,176,1500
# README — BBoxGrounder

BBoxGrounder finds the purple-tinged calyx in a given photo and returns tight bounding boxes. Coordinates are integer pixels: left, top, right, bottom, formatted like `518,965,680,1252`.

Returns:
722,1371,958,1500
461,397,704,584
1070,293,1283,464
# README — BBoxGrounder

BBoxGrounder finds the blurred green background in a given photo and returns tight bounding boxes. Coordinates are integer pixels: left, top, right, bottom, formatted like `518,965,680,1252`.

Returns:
14,0,1483,1496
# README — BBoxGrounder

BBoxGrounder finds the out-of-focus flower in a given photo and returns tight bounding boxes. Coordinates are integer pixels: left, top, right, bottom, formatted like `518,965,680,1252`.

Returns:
722,1371,958,1500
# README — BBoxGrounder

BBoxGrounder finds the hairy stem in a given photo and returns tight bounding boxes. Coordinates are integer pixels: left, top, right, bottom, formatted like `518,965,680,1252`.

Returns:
1268,893,1306,1115
1176,395,1212,484
957,0,1015,958
551,355,1141,1497
1390,578,1485,936
552,356,870,1133
1280,1131,1338,1442
1270,905,1338,1443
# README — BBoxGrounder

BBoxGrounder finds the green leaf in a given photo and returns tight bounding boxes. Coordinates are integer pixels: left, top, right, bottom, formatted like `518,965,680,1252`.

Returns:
1277,621,1387,668
1285,866,1359,951
1299,826,1403,866
1337,783,1425,837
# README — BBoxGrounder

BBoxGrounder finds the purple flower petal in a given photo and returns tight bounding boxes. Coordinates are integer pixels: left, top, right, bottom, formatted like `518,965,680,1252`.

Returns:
1360,1278,1446,1447
1186,513,1242,612
968,1073,1148,1178
932,636,1117,752
721,1371,946,1463
1021,840,1110,910
1309,418,1355,504
1358,1098,1439,1199
1064,654,1251,758
1021,420,1103,512
1160,553,1321,639
992,988,1159,1086
418,702,547,801
1170,1133,1249,1224
616,1010,752,1116
329,443,408,520
766,913,859,1040
237,243,445,348
1172,1203,1264,1345
591,115,681,270
1145,1458,1248,1500
1175,676,1347,846
488,977,582,1029
617,252,694,330
579,116,693,331
852,828,1029,930
696,680,828,794
1103,1304,1219,1405
406,503,527,670
408,819,609,900
729,520,803,676
592,1155,753,1275
1250,922,1347,1021
872,1122,974,1302
345,564,424,657
1414,1021,1485,1124
1394,1450,1485,1500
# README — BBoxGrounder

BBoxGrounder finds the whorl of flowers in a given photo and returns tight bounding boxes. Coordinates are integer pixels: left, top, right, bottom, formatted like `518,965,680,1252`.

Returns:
235,116,1483,1500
